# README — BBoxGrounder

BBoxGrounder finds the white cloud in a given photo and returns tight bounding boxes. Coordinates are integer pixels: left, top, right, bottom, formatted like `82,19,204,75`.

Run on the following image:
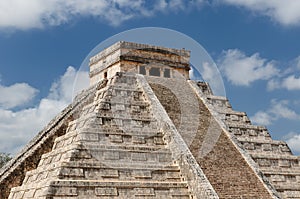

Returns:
154,0,168,11
0,83,38,109
169,0,185,10
281,75,300,90
201,62,225,96
267,56,300,91
266,78,280,91
49,66,89,102
286,133,300,154
0,0,202,30
295,56,300,69
251,99,300,126
221,0,300,26
2,0,300,30
251,111,273,126
270,99,299,119
219,49,279,86
0,66,89,154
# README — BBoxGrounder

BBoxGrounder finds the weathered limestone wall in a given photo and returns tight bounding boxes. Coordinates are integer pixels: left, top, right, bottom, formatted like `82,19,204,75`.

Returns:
196,82,300,199
89,41,191,86
138,74,218,198
7,73,217,199
0,112,72,199
147,76,277,199
0,82,105,199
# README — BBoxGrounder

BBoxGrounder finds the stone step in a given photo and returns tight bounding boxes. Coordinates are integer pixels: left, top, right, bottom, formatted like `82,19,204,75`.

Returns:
250,154,299,168
53,131,165,151
41,142,172,164
31,160,181,179
69,150,173,164
227,123,272,140
52,131,80,150
40,159,180,171
99,99,149,107
96,112,154,122
238,138,292,154
223,111,251,124
71,110,152,126
107,85,144,93
78,132,165,146
10,180,192,199
264,171,300,184
262,168,300,175
77,102,97,116
238,138,288,145
65,112,99,131
251,153,299,160
280,190,300,199
266,175,300,186
273,183,300,192
77,127,164,137
76,142,170,152
61,168,182,182
61,160,179,170
39,144,80,166
42,141,171,159
69,118,158,134
23,164,183,184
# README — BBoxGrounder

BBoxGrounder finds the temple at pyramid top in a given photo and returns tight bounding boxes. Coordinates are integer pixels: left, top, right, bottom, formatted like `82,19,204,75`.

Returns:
89,41,191,85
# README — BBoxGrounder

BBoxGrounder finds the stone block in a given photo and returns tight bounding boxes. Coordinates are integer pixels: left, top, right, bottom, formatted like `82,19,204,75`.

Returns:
158,153,172,162
53,187,77,196
95,187,118,196
132,136,146,144
279,159,291,167
132,170,152,179
271,175,286,182
115,104,126,111
262,144,272,151
99,102,111,110
101,169,119,178
104,151,120,160
59,168,84,177
11,190,25,199
257,159,272,167
131,152,147,161
23,189,35,198
134,188,155,196
78,132,99,141
284,190,300,198
109,134,123,143
113,119,123,127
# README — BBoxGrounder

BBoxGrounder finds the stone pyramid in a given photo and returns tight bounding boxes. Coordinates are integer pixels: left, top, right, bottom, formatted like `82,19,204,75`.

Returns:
0,41,299,199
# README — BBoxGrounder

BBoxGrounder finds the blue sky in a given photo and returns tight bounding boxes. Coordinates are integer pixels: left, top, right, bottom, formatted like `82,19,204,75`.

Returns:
0,0,300,155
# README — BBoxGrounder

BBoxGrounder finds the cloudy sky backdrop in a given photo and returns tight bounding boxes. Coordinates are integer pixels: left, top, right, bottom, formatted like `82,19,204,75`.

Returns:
0,0,300,155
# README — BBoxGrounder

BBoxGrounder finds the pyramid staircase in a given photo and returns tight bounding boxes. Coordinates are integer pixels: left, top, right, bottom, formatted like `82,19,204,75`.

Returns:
196,82,300,199
146,77,279,199
8,73,217,199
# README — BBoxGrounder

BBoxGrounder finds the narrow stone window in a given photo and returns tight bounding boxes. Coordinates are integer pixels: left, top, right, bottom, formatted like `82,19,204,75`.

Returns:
164,68,170,78
149,67,160,77
139,66,146,75
104,71,108,79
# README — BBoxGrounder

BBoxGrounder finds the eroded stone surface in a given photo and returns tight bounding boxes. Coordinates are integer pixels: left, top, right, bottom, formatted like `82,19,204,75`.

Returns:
195,81,300,199
7,73,217,199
